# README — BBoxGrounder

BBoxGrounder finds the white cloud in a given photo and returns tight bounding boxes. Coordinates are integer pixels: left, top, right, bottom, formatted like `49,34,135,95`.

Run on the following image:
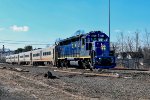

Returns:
10,25,29,32
114,29,121,33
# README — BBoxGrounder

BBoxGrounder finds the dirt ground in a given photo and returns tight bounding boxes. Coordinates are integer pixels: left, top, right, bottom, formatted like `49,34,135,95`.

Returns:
0,69,87,100
0,64,150,100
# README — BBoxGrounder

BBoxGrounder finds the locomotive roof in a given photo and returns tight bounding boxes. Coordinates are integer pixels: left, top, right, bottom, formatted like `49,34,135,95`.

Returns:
57,31,108,45
58,34,86,44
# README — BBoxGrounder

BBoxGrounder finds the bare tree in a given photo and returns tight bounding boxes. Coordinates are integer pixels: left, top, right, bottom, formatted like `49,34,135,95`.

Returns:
125,30,141,53
116,32,126,67
117,30,143,69
116,32,125,53
134,30,140,69
144,29,150,49
121,32,124,53
125,36,134,52
111,42,119,53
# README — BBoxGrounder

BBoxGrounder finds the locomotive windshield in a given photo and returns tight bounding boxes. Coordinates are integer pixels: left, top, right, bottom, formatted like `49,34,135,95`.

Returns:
91,34,97,42
87,32,109,42
97,34,108,42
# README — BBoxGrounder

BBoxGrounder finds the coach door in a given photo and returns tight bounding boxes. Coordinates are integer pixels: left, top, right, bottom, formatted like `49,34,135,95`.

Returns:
30,53,32,61
30,53,33,65
18,55,19,63
40,51,42,60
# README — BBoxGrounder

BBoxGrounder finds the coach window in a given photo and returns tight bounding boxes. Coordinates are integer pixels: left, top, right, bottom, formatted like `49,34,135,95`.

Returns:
25,55,29,57
98,38,103,42
49,51,51,55
33,54,35,57
104,38,108,42
20,56,23,58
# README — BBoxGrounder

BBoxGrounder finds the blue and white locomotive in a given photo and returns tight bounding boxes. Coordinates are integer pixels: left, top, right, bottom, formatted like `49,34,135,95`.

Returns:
55,31,116,69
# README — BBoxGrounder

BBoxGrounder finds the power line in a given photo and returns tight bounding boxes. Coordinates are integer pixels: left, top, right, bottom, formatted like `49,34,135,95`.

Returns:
0,39,50,43
0,39,54,45
0,41,53,45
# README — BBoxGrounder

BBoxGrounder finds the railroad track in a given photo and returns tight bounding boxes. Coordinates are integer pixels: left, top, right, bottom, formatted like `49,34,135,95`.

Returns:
1,63,150,79
53,69,120,78
0,63,120,78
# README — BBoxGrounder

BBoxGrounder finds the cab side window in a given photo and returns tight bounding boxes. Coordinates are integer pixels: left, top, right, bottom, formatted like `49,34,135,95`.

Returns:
82,38,85,45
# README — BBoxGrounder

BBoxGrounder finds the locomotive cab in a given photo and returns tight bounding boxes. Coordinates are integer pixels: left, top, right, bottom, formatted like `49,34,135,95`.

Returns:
85,31,116,69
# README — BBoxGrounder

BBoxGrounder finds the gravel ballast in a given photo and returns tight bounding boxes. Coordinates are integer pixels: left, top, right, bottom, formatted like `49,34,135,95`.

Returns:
0,63,150,100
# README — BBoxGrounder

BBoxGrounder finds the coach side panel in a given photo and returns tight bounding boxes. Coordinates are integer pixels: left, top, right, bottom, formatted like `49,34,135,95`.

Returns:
41,46,54,65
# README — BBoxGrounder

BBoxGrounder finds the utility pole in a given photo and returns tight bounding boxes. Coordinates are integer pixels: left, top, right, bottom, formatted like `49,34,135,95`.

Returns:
135,32,139,52
109,0,110,44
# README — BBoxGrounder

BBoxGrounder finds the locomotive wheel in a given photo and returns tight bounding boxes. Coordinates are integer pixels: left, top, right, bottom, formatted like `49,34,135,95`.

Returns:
57,61,61,68
82,62,86,69
66,61,70,68
89,62,94,71
60,62,64,68
78,61,86,69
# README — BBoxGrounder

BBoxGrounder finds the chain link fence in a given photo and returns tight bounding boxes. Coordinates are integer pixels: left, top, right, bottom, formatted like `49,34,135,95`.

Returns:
116,58,149,69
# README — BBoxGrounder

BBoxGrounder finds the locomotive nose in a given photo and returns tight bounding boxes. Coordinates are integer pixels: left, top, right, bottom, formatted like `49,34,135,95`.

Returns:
94,56,116,69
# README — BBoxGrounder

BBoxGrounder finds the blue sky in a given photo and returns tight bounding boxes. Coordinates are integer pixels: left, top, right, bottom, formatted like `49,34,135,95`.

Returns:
0,0,150,50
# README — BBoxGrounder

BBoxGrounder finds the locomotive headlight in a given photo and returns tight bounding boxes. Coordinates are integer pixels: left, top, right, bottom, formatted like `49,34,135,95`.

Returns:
101,45,106,50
